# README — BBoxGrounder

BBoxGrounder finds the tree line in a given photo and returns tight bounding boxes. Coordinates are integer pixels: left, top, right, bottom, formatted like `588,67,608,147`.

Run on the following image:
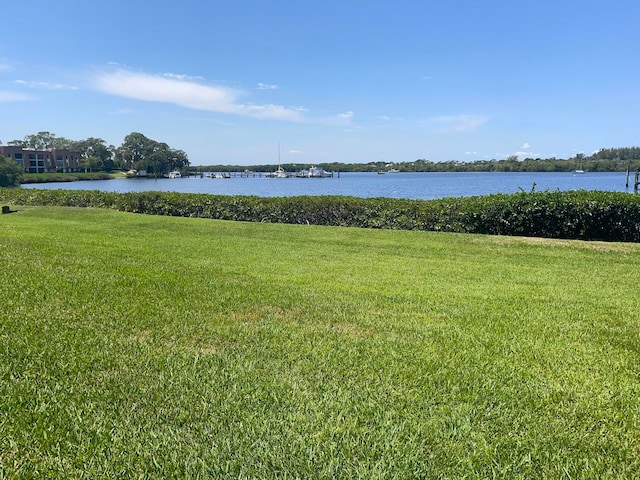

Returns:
3,131,640,179
2,131,189,175
195,149,640,173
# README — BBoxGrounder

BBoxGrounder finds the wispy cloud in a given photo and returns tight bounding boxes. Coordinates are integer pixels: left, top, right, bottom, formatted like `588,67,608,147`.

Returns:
0,90,33,102
522,142,530,149
375,115,404,123
496,150,541,159
15,80,78,90
514,151,539,158
428,114,488,134
163,72,203,81
338,111,354,120
92,69,304,121
257,82,278,90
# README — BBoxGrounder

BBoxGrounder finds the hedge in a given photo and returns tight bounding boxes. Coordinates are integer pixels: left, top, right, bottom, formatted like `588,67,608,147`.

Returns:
1,188,639,242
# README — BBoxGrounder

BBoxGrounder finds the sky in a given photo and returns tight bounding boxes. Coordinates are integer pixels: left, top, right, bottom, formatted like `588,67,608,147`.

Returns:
1,0,639,166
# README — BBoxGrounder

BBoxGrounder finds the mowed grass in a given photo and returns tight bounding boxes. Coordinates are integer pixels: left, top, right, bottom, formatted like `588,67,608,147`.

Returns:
1,206,639,478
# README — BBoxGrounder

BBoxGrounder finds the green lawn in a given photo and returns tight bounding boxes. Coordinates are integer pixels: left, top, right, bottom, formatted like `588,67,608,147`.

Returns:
1,206,639,478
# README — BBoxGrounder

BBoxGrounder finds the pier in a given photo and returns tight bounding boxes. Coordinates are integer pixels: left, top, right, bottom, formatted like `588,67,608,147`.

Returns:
190,169,339,179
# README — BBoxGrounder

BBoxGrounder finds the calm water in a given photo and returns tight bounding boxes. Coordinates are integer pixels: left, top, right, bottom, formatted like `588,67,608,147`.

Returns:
22,172,633,200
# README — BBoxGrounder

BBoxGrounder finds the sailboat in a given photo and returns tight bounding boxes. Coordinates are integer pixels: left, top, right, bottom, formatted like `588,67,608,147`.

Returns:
266,143,289,178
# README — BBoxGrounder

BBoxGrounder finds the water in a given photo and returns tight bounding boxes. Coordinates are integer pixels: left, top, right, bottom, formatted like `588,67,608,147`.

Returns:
21,171,632,200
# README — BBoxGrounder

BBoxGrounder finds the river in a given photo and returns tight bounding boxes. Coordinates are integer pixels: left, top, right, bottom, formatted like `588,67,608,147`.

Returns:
21,171,633,201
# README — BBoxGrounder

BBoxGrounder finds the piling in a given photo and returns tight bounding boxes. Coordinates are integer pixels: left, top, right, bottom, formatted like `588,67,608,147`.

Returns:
626,167,630,188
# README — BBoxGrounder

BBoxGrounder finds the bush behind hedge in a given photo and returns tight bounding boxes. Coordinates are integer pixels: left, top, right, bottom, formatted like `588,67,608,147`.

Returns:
1,188,639,242
21,172,115,183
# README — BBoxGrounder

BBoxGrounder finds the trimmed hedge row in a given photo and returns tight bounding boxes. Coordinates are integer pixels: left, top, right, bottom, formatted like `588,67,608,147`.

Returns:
21,172,115,183
1,188,639,242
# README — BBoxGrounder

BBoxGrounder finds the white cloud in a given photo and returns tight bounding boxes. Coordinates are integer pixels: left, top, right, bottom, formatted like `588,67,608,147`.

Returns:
498,150,541,159
289,149,303,154
257,82,278,90
0,90,33,102
15,80,78,90
163,72,203,81
522,142,530,149
92,69,304,121
429,114,489,134
465,151,478,155
338,111,354,119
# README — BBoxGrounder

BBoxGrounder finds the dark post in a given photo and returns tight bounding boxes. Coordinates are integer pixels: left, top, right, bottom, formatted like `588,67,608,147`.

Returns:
626,166,630,188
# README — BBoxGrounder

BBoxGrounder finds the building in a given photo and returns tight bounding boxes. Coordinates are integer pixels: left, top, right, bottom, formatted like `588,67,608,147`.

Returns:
0,146,82,173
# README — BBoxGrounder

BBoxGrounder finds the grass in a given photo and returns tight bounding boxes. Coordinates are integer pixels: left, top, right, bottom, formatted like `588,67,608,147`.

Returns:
1,206,640,478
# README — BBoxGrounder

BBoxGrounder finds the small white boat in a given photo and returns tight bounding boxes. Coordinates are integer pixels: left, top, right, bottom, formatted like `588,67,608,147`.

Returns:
266,167,289,178
308,166,333,178
574,169,585,174
168,171,181,178
266,143,289,178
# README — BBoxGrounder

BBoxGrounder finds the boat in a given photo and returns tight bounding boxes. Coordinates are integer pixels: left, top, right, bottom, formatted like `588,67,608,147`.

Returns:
168,171,181,178
308,166,333,178
266,143,289,178
266,166,289,178
387,168,401,173
574,169,585,174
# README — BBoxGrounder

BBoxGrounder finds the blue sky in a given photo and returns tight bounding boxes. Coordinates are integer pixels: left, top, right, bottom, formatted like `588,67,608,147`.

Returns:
2,0,639,166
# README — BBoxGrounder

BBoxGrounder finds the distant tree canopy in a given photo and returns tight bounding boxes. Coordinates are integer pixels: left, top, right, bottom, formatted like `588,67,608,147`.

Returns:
7,131,72,149
7,131,189,174
5,131,640,173
115,132,189,175
0,155,23,187
195,149,640,174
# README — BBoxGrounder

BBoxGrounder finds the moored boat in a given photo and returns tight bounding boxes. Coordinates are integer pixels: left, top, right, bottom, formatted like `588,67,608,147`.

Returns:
308,166,333,178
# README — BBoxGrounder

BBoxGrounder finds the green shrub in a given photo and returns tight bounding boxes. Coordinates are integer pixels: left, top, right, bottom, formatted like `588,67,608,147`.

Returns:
1,187,639,241
0,156,23,187
21,172,116,183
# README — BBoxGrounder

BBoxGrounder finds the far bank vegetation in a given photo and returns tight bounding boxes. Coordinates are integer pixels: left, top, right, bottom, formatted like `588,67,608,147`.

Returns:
3,131,640,176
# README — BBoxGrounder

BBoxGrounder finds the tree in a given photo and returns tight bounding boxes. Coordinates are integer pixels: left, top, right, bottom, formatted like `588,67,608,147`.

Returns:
116,132,189,175
75,137,115,172
8,131,76,150
0,155,23,187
